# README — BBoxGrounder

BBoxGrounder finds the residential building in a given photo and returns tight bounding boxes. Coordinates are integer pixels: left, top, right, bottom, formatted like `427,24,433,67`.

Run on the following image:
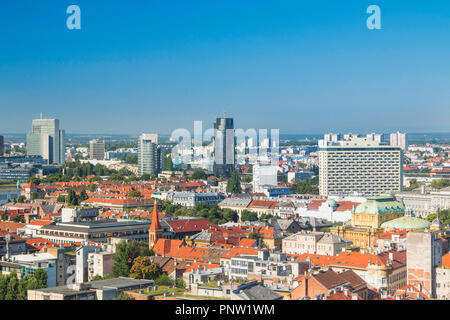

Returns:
87,251,114,281
318,134,403,196
89,139,105,160
290,269,367,300
26,117,65,164
213,115,235,178
253,164,278,192
390,132,408,151
282,231,352,256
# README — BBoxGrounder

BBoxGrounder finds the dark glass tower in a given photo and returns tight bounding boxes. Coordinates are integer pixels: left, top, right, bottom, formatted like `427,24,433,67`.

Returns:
213,115,235,177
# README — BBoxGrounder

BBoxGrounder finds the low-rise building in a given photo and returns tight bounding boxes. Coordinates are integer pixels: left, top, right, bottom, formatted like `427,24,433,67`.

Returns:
282,231,352,256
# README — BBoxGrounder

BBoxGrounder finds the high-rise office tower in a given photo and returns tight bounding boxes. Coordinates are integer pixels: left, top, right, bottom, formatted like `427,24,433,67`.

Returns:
318,133,403,196
213,114,235,178
390,132,408,151
26,117,65,164
138,133,164,176
407,231,442,298
0,135,4,156
89,139,105,160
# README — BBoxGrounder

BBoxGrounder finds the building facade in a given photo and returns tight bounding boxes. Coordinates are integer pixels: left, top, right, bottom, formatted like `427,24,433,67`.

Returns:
138,133,163,176
318,134,403,196
406,231,442,298
89,139,105,160
213,116,235,178
390,132,408,151
26,118,65,164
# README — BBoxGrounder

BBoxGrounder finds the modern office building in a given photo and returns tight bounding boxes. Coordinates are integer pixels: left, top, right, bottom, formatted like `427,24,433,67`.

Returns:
390,132,408,151
213,115,235,178
89,139,105,160
137,133,164,176
0,135,4,156
318,134,403,196
26,117,65,164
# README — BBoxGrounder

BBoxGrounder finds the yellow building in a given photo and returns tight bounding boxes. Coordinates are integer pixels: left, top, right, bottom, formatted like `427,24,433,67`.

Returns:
331,196,405,249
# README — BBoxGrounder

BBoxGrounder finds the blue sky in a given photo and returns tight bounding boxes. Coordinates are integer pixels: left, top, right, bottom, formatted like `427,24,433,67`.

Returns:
0,1,449,134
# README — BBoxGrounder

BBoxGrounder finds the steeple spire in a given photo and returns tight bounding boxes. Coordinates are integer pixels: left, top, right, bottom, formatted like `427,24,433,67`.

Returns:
149,200,162,248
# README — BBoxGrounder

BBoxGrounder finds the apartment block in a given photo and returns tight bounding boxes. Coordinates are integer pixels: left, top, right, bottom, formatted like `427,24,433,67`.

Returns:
318,134,403,196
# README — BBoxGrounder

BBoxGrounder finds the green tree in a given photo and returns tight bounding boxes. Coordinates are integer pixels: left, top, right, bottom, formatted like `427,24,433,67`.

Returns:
226,170,242,194
10,215,25,223
426,209,450,226
79,189,89,201
291,179,319,195
89,184,96,192
34,268,48,288
431,178,450,190
191,170,207,180
17,195,26,203
164,155,174,171
5,272,18,300
57,195,66,203
155,274,174,286
127,190,143,198
17,275,30,300
176,278,186,289
112,240,154,277
241,210,258,222
129,256,162,280
0,276,7,300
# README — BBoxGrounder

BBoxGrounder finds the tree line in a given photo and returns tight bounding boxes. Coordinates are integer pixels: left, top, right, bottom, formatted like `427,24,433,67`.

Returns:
0,269,47,300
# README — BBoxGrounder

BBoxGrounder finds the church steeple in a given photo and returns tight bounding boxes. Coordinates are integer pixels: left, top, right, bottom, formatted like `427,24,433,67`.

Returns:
149,200,162,248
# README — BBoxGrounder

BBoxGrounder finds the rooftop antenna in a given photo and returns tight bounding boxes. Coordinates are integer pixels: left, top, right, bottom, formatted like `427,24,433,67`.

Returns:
223,111,226,118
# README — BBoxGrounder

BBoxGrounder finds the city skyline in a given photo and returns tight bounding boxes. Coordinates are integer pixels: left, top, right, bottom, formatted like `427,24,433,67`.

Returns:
1,1,450,134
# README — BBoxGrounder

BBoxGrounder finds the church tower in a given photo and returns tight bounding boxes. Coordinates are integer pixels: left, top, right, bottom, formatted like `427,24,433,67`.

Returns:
149,201,162,248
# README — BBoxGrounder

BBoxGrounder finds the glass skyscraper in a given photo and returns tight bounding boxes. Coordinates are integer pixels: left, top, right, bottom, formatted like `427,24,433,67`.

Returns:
26,118,65,164
213,115,235,178
138,133,164,176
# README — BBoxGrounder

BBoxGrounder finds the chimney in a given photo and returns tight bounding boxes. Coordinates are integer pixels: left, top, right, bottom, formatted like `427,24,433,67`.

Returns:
351,293,358,300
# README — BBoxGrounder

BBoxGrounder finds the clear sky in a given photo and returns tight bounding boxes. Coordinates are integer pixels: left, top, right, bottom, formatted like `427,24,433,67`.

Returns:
1,0,449,135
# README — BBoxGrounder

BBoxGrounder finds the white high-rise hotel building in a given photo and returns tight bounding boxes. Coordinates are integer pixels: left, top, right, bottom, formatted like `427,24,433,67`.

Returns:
318,133,403,196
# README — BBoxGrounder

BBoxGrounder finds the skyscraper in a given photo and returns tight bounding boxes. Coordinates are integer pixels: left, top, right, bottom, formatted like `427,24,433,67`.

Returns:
0,135,4,156
138,133,164,176
390,132,408,151
318,133,403,196
213,114,235,178
26,117,65,164
89,139,105,160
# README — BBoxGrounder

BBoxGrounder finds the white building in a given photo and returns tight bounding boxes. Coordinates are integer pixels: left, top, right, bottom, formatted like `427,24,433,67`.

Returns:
390,132,408,151
318,134,403,196
253,164,278,193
